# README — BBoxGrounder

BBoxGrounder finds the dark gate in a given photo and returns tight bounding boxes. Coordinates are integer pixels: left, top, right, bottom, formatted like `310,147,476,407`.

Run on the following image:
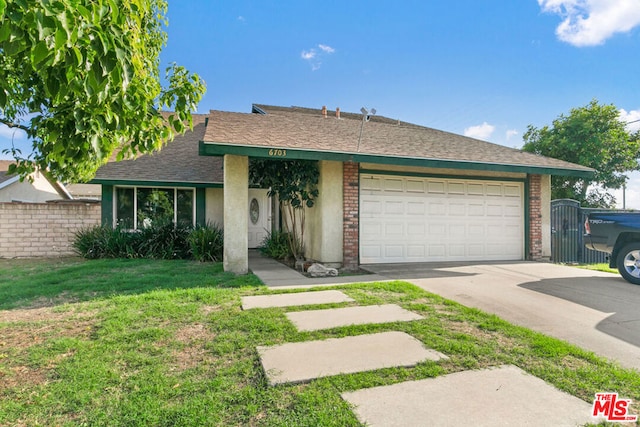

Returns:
551,199,608,264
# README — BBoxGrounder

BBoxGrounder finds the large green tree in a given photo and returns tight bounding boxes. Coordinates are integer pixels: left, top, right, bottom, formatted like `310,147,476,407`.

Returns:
0,0,205,182
522,99,640,208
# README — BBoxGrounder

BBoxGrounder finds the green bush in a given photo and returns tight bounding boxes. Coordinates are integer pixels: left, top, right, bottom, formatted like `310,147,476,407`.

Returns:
73,225,140,259
259,230,294,260
188,222,224,262
74,222,223,261
137,220,192,259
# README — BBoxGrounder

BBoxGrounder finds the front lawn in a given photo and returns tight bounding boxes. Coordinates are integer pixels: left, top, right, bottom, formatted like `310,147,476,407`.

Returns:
1,259,638,426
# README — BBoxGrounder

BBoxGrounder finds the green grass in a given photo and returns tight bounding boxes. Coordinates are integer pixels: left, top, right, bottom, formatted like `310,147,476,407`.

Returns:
1,259,639,426
576,263,618,274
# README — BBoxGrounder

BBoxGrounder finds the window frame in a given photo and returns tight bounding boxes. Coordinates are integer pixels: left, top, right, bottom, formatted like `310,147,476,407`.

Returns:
112,185,196,229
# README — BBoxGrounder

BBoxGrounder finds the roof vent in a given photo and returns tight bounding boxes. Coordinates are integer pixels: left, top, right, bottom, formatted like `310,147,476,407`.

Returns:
336,107,340,119
321,105,327,118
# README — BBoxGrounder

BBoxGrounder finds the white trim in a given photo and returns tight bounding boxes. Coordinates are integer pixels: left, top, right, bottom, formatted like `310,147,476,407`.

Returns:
0,175,20,190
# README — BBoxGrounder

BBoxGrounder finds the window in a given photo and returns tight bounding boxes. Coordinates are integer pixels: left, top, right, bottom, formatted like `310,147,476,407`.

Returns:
115,187,195,229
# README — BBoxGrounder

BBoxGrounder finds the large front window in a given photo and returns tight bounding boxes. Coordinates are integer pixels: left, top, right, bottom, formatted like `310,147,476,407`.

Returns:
115,187,195,229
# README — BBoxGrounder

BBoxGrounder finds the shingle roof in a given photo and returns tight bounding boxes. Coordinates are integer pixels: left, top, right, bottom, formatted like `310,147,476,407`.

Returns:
0,161,16,185
94,114,223,184
203,105,593,176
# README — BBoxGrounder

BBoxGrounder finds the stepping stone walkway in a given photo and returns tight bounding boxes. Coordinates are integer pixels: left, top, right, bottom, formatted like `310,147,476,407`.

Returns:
286,304,424,331
241,290,353,309
244,288,599,425
258,331,447,385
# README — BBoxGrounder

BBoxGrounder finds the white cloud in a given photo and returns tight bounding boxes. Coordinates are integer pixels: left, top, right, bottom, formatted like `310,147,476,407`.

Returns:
300,50,316,60
506,129,519,140
237,16,245,22
318,44,335,54
538,0,640,46
464,122,495,140
301,44,335,70
619,108,640,132
0,124,26,140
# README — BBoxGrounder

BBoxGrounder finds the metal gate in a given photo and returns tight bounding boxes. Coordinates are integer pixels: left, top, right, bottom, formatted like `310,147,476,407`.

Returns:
551,199,608,264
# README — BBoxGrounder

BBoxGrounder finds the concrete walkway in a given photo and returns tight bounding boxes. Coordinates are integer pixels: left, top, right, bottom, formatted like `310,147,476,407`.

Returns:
248,250,385,287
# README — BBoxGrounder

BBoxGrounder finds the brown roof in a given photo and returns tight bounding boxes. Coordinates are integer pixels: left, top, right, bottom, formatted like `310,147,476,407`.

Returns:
94,114,223,184
203,105,593,175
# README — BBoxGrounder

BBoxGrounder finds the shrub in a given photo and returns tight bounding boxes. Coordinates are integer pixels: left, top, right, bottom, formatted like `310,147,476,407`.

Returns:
137,220,192,259
259,230,294,260
188,223,224,262
74,222,224,262
73,225,140,259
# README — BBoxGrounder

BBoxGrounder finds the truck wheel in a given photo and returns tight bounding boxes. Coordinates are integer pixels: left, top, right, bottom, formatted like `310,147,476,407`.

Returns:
616,243,640,285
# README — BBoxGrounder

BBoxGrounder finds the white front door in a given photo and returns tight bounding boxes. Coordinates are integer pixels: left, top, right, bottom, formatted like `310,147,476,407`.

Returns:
248,189,271,249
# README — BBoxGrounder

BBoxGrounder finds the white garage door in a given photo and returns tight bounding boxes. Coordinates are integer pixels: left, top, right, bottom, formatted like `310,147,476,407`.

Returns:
360,174,524,263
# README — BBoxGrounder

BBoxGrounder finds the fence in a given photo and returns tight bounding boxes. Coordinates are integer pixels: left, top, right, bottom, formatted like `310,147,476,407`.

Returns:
0,201,101,258
550,199,609,264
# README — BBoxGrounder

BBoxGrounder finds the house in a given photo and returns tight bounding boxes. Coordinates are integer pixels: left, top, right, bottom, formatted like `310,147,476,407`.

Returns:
94,104,594,273
0,160,72,202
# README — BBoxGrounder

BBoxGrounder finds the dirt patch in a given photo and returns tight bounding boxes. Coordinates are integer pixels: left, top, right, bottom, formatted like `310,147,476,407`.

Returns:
171,323,217,372
0,365,50,391
0,306,97,393
200,305,222,315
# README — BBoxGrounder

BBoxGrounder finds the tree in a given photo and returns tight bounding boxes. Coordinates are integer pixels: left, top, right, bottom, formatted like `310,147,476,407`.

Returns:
522,99,640,208
249,159,319,260
0,0,206,182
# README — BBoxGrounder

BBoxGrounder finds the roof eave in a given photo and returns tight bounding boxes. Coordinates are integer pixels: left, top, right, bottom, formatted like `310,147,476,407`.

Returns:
89,178,223,188
198,141,595,179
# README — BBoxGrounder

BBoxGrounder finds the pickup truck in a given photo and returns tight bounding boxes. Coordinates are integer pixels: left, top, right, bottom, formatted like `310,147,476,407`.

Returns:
585,212,640,285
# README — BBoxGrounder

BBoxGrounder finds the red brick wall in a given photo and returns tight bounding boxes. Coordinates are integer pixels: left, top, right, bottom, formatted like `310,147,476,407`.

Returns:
343,162,359,270
0,202,100,258
528,174,542,260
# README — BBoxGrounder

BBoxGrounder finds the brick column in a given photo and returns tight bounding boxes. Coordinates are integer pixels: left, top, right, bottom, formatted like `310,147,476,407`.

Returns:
528,174,543,260
343,162,359,270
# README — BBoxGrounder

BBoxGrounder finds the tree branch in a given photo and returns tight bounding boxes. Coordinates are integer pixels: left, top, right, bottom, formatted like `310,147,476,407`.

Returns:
0,118,29,133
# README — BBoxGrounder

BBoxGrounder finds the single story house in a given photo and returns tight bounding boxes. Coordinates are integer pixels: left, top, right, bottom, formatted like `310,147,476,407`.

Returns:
0,160,72,203
93,104,594,273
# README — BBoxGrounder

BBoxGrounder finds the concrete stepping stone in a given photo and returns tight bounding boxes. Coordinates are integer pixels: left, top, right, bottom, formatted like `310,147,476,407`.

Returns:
286,304,423,331
342,365,604,427
258,331,448,385
242,290,353,310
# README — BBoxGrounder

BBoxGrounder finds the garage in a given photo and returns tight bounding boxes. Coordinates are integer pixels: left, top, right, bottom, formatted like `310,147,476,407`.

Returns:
360,173,524,263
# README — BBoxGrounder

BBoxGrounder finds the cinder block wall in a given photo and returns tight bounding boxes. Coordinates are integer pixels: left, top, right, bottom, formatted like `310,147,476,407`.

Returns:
0,202,101,258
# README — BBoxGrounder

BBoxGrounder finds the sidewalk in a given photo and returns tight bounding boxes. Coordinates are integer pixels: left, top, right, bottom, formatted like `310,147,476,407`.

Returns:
248,250,386,288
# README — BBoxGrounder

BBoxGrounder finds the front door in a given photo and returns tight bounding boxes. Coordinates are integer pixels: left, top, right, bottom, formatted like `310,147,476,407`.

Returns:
248,189,271,249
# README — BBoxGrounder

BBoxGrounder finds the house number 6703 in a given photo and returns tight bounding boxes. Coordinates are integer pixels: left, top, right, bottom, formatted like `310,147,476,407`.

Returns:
268,149,286,157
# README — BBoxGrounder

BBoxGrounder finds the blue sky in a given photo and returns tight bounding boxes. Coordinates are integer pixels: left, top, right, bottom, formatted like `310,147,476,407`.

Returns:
2,1,640,204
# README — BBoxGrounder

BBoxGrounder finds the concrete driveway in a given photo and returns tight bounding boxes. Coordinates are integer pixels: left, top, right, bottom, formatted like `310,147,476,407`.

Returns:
364,261,640,371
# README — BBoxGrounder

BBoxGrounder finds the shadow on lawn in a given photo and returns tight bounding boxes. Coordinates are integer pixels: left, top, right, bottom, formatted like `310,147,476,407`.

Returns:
0,258,263,311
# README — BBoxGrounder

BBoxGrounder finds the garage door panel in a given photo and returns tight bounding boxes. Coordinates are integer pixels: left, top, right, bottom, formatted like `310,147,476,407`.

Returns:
406,180,425,193
428,181,446,193
448,182,465,194
360,174,523,263
467,183,484,195
383,179,403,192
407,245,425,257
385,245,404,258
361,199,382,214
